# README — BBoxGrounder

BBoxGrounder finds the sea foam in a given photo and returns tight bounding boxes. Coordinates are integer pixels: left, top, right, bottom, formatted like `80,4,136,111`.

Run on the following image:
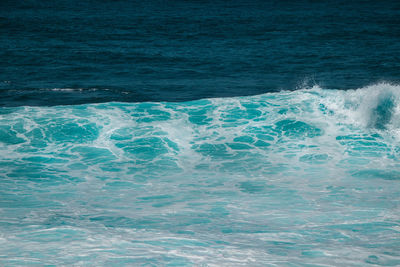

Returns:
0,84,399,266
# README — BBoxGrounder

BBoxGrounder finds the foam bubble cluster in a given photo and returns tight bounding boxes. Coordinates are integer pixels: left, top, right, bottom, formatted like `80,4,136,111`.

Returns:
1,84,399,266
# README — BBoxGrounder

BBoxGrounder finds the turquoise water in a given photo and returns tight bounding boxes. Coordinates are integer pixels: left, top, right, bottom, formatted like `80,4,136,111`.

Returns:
1,84,400,266
2,1,400,265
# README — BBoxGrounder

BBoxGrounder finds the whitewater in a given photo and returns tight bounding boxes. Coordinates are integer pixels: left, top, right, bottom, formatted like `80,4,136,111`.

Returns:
1,83,400,266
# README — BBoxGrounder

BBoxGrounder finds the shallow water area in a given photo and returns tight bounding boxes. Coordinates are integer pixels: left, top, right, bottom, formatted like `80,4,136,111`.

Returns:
1,84,400,265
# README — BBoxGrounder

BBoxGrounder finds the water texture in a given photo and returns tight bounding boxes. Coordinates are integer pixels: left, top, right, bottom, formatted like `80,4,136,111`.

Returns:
1,84,400,265
1,0,400,266
1,0,400,105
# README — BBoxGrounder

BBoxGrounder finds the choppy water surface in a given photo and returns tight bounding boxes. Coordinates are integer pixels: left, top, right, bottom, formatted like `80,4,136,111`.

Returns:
1,0,400,105
1,0,400,265
1,84,400,265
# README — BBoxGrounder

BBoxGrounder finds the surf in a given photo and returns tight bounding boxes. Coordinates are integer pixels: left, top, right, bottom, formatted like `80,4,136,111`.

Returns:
0,83,399,266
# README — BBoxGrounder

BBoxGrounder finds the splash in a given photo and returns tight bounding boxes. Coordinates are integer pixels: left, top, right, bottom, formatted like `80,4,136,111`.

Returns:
0,84,399,266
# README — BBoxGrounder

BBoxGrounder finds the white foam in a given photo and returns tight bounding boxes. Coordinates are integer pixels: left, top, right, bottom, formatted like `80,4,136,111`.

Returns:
1,83,400,266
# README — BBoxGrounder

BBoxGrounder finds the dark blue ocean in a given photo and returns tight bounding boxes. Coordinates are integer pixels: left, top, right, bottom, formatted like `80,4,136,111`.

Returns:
1,1,400,266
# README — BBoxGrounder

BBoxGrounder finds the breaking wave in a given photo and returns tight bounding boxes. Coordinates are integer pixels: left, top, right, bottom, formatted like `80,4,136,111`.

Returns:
1,83,400,266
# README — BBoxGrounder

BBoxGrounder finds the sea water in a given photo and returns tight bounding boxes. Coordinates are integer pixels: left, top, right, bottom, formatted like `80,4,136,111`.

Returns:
1,0,400,266
1,0,400,105
1,84,400,266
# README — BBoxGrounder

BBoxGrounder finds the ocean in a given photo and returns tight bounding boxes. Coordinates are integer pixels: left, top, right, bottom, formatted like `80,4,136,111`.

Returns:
1,0,400,266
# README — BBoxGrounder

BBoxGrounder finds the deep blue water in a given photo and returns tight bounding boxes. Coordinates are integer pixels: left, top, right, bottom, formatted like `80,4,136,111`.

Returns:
1,0,400,105
1,1,400,266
